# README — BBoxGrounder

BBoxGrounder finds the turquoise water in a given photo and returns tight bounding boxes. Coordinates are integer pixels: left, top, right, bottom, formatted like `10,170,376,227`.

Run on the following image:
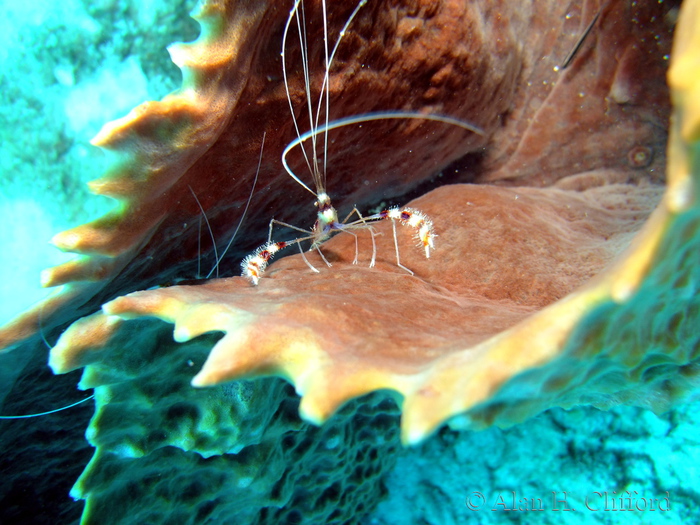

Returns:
0,0,193,325
0,1,192,521
0,1,698,524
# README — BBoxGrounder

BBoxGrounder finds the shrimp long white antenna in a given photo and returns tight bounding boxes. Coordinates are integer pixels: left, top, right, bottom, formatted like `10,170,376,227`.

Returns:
282,0,314,186
0,305,96,420
282,0,368,197
206,132,266,278
0,394,95,420
188,133,266,279
282,111,485,183
319,0,330,188
189,185,219,277
316,0,368,191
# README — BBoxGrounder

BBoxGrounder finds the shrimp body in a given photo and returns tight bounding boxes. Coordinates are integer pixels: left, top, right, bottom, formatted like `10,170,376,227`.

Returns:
311,192,341,249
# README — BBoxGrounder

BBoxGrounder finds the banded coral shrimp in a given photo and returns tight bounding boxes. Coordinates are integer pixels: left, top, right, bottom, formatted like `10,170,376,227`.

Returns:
241,0,484,285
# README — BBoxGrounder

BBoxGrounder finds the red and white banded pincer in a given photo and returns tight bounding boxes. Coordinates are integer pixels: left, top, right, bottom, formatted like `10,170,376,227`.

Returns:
375,207,435,258
241,241,288,286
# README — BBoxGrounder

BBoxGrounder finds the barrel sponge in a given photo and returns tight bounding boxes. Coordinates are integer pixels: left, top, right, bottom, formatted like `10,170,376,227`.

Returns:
56,314,401,524
47,0,694,445
50,181,666,445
